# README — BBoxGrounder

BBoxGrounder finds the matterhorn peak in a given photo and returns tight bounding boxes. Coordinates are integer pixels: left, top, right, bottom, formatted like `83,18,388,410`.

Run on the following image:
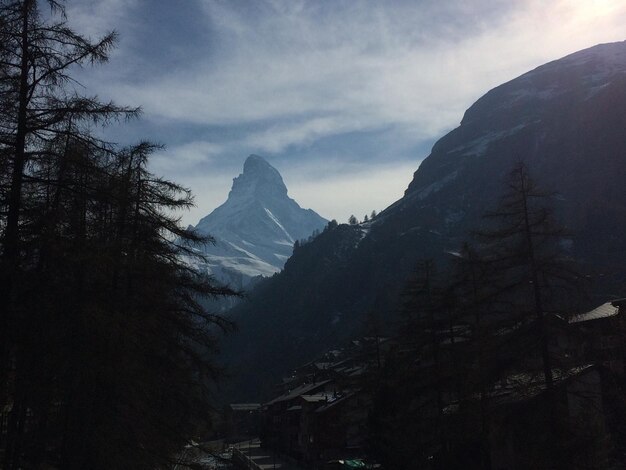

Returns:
192,155,327,289
243,154,277,174
229,154,288,201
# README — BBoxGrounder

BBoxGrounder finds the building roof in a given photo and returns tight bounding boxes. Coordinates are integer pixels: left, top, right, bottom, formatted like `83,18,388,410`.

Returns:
490,364,596,406
301,393,332,403
570,302,619,323
230,403,261,411
265,380,332,406
611,298,626,308
443,364,598,415
315,392,357,414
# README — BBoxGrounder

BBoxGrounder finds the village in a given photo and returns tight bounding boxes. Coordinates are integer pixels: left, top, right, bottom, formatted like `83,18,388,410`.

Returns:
220,299,626,469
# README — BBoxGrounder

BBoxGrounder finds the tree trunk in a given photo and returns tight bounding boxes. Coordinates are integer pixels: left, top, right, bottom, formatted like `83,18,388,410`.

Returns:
2,3,33,468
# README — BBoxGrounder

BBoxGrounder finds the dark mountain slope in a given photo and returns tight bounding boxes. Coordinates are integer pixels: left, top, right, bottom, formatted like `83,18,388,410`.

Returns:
402,40,626,270
222,41,626,400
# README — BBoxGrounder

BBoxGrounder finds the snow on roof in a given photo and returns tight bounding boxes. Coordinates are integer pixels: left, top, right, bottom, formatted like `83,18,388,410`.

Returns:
489,365,596,406
315,392,356,414
301,393,332,403
569,302,619,323
314,362,333,370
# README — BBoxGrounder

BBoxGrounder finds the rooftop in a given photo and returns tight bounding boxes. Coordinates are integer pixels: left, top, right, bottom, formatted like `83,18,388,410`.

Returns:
570,302,619,323
265,380,333,406
230,403,261,411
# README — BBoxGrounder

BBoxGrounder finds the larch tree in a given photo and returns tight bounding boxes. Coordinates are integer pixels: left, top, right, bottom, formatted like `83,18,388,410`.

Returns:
477,162,581,387
474,162,585,468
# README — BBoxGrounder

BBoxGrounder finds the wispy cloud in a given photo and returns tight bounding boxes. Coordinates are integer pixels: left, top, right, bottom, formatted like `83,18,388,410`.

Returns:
105,1,626,137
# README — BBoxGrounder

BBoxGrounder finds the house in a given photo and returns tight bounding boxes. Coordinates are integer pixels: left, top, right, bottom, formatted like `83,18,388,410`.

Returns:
224,403,261,443
262,380,335,458
568,299,626,375
486,365,609,470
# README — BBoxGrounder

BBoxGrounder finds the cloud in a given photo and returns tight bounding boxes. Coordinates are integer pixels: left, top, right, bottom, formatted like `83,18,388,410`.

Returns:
150,141,225,173
101,1,626,144
240,116,371,154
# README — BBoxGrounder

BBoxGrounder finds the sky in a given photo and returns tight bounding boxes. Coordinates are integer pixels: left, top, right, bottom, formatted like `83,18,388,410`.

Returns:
65,0,626,225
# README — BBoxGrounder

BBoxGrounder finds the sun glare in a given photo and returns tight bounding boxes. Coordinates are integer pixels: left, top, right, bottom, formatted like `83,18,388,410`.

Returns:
583,0,621,17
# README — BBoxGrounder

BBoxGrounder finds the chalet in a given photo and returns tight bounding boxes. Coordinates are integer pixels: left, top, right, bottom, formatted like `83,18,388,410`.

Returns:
262,379,335,458
568,299,626,375
487,365,609,470
305,391,369,463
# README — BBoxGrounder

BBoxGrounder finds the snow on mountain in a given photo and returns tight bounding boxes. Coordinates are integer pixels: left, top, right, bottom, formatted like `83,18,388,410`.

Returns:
191,155,327,289
405,40,626,201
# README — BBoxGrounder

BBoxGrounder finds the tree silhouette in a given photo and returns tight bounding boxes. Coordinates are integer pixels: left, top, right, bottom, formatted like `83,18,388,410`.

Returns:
370,164,586,469
477,162,581,388
0,3,236,468
472,162,585,467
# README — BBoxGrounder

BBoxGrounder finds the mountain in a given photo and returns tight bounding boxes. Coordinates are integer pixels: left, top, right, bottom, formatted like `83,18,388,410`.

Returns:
222,41,626,400
191,155,327,290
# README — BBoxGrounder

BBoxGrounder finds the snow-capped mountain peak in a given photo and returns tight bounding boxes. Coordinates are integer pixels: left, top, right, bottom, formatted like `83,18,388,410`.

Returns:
192,155,327,289
228,154,288,202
